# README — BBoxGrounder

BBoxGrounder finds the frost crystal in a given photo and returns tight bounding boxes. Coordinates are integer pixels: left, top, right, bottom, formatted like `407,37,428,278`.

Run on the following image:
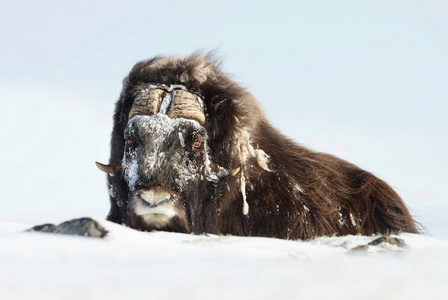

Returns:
178,131,185,147
294,184,304,194
303,205,310,213
254,149,271,171
350,213,357,227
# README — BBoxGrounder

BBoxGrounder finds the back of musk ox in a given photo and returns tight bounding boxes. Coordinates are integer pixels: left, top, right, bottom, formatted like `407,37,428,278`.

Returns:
96,53,419,240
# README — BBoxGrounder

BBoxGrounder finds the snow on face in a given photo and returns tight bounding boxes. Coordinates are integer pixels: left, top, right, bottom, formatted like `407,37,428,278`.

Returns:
122,114,216,193
122,119,140,191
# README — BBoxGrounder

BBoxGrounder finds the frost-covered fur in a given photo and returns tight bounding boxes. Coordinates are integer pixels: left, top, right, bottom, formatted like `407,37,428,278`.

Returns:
105,53,419,239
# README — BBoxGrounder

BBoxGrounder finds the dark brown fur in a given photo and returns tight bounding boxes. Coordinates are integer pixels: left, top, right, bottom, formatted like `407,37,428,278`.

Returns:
105,53,419,240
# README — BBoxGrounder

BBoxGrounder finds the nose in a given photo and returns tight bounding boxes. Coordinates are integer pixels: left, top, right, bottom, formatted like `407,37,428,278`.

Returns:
139,188,173,207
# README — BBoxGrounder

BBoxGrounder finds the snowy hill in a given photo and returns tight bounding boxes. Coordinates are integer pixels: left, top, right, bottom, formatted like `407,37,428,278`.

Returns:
1,219,447,300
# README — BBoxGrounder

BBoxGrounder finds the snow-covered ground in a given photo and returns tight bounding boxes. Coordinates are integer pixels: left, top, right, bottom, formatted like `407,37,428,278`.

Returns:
1,219,447,300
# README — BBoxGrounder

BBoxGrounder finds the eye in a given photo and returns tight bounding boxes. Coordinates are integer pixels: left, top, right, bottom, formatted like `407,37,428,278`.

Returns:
125,133,135,151
192,137,203,150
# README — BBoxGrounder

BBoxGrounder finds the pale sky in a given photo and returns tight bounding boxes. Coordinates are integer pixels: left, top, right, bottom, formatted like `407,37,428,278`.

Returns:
1,1,447,237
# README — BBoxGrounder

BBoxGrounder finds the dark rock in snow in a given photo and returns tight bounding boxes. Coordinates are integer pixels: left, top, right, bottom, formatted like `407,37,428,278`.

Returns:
368,235,406,248
349,245,370,253
28,223,57,233
348,234,407,255
26,218,108,238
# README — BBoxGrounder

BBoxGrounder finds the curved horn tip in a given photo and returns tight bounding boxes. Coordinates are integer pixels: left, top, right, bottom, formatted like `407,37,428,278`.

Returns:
209,161,218,172
95,161,121,173
228,167,241,177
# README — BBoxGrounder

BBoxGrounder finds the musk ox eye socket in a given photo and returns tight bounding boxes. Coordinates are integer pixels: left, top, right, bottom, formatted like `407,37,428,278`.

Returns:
125,134,135,151
192,137,203,150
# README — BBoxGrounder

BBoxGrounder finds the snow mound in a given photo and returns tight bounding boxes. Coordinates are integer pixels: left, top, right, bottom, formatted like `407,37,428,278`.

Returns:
1,219,447,300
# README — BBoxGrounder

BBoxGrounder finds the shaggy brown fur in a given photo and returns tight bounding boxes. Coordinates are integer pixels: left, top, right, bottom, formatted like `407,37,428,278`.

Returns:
104,52,419,240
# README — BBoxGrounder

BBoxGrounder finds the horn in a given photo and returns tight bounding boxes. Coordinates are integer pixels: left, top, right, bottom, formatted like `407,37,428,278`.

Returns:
209,161,218,173
95,161,121,173
167,90,205,125
228,167,241,177
129,88,165,119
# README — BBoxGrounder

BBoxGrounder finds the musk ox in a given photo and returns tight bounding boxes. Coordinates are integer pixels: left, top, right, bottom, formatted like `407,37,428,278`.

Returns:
96,53,419,240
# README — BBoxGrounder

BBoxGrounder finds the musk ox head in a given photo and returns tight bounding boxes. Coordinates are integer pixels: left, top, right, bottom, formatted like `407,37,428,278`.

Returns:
96,54,250,233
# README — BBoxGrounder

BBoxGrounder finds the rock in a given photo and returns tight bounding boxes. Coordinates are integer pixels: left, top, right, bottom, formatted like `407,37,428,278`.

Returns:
368,235,406,248
347,235,407,255
26,218,108,238
28,223,57,233
350,244,369,251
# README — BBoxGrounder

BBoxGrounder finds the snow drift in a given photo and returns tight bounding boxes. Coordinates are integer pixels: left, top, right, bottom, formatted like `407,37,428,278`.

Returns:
1,219,447,300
